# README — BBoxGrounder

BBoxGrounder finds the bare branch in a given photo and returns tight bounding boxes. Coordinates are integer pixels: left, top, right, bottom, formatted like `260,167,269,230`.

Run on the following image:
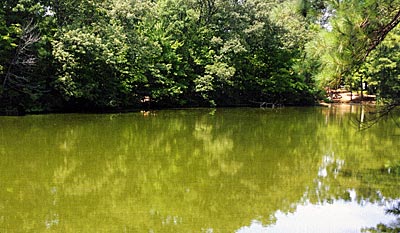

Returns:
3,18,40,89
356,103,399,130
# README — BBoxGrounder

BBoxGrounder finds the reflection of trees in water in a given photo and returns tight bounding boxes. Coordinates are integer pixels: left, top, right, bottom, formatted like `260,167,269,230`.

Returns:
312,106,400,202
309,152,399,205
0,108,399,232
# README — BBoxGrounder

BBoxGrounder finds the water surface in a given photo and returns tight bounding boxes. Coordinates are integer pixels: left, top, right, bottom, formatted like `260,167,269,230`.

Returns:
0,106,399,232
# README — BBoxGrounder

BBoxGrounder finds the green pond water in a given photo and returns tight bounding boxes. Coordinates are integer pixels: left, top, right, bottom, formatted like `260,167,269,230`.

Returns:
0,106,399,232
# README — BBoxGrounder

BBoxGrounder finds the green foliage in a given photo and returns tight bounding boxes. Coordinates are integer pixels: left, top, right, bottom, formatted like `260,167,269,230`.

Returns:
2,0,398,112
134,1,191,103
0,0,50,112
308,0,400,98
362,27,400,104
52,21,134,107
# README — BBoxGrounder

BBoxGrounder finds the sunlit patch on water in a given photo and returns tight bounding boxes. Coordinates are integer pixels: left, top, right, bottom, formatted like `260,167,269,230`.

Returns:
237,199,399,233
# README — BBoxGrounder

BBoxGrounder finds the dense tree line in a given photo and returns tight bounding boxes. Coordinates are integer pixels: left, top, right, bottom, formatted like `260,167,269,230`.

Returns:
0,0,399,113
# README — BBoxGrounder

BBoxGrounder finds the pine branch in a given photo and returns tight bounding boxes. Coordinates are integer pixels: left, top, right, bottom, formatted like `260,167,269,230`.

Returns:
363,9,400,60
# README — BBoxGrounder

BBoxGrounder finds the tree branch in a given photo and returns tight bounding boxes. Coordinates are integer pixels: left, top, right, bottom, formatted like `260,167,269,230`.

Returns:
363,9,400,60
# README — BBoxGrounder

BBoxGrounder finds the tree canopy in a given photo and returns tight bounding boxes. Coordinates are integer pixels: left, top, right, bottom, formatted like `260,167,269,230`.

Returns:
0,0,399,113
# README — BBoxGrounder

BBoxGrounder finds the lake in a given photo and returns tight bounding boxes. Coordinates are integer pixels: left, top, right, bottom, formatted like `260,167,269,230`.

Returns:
0,106,399,232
